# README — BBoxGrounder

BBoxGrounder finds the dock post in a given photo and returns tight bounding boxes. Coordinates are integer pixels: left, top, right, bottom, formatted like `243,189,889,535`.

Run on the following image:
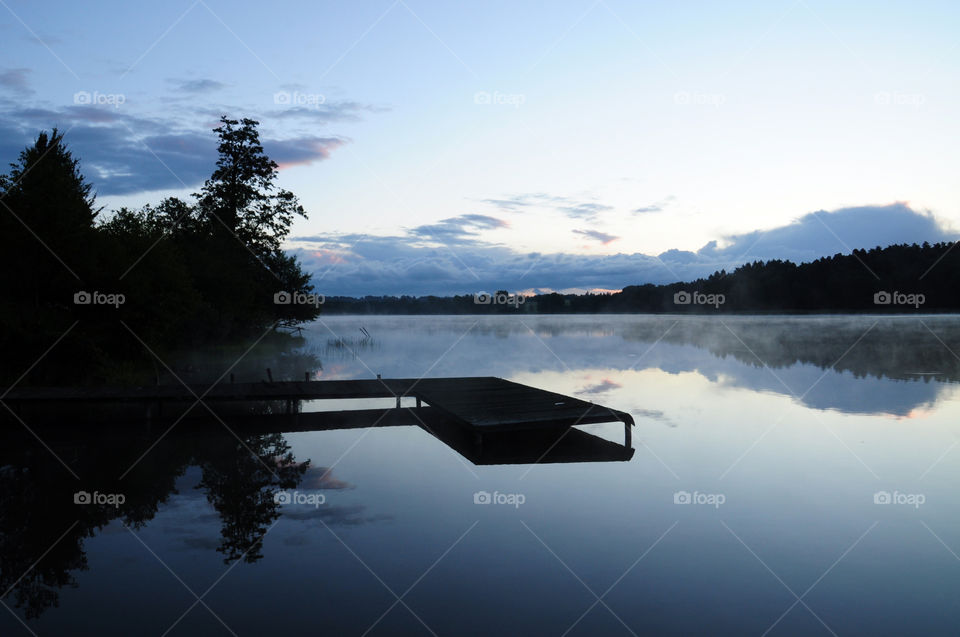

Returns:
396,395,401,409
624,421,632,448
416,397,421,409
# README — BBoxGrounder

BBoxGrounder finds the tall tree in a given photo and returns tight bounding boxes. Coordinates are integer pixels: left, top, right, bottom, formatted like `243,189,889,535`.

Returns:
195,117,305,261
192,117,320,332
0,129,99,309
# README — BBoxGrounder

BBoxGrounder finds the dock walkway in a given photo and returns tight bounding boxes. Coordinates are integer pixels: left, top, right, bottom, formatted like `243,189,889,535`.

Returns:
2,376,634,444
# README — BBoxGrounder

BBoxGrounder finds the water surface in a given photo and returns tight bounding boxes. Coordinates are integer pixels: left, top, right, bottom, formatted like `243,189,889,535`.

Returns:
3,315,960,636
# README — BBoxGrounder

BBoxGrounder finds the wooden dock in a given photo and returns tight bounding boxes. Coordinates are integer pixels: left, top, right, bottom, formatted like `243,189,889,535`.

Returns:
1,376,635,448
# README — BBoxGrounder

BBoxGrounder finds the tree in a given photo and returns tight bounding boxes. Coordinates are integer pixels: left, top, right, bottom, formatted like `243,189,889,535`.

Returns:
0,130,105,384
195,117,304,260
0,129,99,309
192,117,320,332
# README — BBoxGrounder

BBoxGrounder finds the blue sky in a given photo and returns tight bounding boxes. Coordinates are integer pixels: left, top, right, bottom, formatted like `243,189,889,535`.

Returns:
1,0,958,295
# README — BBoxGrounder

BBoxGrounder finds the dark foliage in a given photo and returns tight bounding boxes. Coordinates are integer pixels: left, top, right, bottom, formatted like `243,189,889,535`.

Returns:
0,118,320,385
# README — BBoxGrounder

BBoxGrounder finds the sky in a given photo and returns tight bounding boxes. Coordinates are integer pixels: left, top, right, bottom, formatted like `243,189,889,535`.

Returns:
1,0,958,295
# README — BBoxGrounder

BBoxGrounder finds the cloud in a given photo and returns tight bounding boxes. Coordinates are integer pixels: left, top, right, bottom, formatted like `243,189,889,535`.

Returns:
577,379,622,394
0,86,388,195
270,136,346,169
172,78,227,93
0,68,32,94
558,202,613,220
479,196,538,211
290,234,675,296
660,203,956,268
409,213,509,244
267,100,390,125
480,192,613,220
573,229,619,244
633,196,674,214
0,104,348,194
290,203,958,296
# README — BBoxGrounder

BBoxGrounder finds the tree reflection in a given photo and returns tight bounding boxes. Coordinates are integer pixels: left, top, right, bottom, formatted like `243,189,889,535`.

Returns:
0,426,309,619
196,432,307,563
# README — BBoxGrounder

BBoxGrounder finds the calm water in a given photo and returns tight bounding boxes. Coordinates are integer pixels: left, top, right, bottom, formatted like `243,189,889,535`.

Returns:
3,315,960,636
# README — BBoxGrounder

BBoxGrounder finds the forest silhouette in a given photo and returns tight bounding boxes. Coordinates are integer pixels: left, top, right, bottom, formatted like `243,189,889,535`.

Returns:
320,241,959,315
0,118,321,386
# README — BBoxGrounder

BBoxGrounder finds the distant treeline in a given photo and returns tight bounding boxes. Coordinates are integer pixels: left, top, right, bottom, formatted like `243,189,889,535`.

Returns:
320,242,959,314
0,118,320,385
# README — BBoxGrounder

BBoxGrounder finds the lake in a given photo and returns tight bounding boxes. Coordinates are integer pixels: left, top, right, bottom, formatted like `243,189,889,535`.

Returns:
2,314,960,636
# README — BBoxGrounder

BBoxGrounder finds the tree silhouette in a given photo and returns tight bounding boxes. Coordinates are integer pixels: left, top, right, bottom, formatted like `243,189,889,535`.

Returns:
0,130,103,383
0,119,321,385
195,117,305,259
0,129,99,301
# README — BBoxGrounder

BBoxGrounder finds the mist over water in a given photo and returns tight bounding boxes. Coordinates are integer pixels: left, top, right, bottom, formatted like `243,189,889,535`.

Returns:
3,314,960,635
307,314,960,416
